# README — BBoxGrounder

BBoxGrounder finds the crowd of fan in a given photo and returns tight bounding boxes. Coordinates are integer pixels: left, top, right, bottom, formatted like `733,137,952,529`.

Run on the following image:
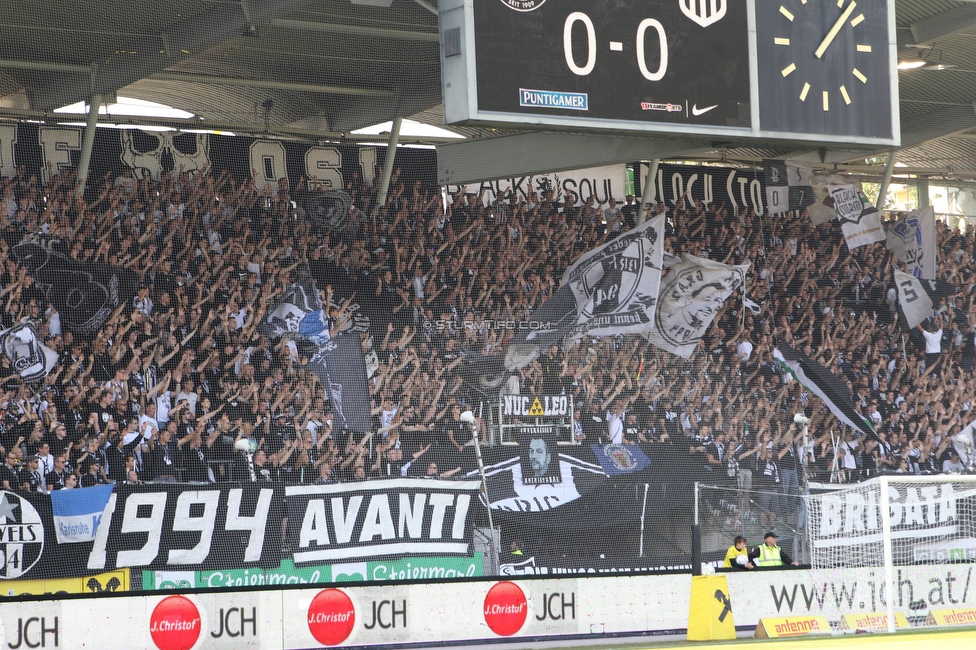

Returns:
0,163,972,530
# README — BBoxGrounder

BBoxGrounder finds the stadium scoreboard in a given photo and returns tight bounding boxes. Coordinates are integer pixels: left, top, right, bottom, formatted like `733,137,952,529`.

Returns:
439,0,899,146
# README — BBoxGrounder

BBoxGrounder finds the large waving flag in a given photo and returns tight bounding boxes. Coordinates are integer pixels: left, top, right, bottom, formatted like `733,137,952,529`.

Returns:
763,159,815,215
773,346,875,437
260,274,371,433
887,207,936,280
11,234,139,337
893,270,957,329
645,254,750,359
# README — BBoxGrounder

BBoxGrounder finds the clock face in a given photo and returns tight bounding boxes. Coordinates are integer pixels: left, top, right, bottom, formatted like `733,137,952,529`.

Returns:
756,0,893,139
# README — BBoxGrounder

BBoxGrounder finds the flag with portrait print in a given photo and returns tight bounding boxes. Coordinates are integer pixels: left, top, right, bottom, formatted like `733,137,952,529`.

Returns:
644,254,750,359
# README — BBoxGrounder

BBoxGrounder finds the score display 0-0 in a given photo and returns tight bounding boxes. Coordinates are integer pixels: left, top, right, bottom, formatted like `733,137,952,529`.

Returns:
440,0,898,145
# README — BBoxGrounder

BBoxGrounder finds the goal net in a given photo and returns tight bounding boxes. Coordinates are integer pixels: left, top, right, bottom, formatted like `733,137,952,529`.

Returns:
807,475,976,632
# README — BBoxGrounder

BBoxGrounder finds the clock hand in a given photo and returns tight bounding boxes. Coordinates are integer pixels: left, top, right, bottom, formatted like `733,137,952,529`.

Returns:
814,0,857,59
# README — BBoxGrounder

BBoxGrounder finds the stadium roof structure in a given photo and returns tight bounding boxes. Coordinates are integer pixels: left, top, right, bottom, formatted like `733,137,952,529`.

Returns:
5,0,976,181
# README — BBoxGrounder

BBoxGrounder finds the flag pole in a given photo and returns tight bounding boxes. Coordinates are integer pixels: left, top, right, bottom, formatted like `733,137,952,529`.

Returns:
463,411,498,571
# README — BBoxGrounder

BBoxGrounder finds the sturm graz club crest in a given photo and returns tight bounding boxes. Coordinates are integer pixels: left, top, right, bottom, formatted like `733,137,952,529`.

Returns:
499,0,547,11
0,491,44,579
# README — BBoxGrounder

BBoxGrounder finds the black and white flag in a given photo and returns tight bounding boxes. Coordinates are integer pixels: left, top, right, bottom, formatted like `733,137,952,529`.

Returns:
483,215,664,373
809,175,856,225
828,184,885,250
558,213,665,338
763,159,815,215
260,275,372,433
893,269,957,329
887,207,936,280
285,480,481,563
645,254,750,359
773,346,875,437
11,235,139,336
308,334,372,434
0,324,58,382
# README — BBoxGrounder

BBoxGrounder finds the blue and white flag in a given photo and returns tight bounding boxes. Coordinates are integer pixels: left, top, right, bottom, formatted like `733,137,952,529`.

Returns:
887,206,936,280
51,483,114,543
590,444,651,476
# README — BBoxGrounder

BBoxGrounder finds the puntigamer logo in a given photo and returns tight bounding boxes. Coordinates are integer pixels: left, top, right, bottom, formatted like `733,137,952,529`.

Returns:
500,0,547,11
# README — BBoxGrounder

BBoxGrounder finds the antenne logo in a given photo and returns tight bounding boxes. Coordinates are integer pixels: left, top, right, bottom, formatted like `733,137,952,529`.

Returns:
679,0,727,27
0,491,44,579
150,596,203,650
499,0,548,11
484,582,528,636
308,589,356,646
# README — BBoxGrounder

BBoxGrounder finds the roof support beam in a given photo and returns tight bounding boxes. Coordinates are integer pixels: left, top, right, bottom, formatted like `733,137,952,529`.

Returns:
148,72,395,98
436,132,710,185
270,19,438,42
0,107,461,145
910,5,976,45
25,0,322,111
74,94,102,198
0,59,90,74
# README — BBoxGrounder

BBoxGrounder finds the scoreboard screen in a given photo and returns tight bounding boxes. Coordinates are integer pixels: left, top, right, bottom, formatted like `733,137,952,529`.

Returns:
439,0,899,146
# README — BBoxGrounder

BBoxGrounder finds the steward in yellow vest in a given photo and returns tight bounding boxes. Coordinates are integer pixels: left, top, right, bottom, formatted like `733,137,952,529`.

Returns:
749,532,799,567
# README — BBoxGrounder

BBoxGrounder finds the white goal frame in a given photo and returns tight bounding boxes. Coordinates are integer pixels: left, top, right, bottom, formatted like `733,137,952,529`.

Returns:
812,474,976,634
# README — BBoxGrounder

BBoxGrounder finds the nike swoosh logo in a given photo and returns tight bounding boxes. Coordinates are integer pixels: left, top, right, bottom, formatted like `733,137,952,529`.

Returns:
692,104,718,116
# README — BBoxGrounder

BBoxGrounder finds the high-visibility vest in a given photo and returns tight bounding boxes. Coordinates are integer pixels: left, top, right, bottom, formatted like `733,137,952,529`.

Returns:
757,544,783,567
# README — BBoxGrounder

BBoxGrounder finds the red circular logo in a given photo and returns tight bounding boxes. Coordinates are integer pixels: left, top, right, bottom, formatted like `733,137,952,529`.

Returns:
484,582,528,636
150,596,202,650
308,589,356,646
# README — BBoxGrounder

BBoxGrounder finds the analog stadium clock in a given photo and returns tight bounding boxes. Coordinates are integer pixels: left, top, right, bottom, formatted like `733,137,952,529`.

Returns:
755,0,895,139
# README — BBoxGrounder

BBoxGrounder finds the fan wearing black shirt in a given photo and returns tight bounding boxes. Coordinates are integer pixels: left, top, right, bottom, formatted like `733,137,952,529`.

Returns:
80,460,106,488
0,451,20,491
144,425,179,481
46,457,69,491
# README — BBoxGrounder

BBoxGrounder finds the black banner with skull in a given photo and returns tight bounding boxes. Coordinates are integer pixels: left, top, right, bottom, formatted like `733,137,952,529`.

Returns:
3,123,436,198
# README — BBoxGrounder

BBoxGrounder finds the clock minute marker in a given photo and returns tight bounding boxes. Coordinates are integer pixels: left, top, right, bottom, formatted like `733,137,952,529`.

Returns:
782,63,797,77
779,6,794,20
840,85,852,105
775,38,790,45
823,91,829,111
851,14,864,26
857,44,871,52
853,68,867,83
800,83,811,101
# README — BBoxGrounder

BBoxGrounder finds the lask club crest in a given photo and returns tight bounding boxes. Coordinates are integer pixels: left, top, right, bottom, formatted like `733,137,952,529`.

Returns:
0,491,44,579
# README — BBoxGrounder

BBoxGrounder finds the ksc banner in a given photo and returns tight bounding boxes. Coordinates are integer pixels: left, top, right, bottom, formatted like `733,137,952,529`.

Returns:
285,480,481,564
